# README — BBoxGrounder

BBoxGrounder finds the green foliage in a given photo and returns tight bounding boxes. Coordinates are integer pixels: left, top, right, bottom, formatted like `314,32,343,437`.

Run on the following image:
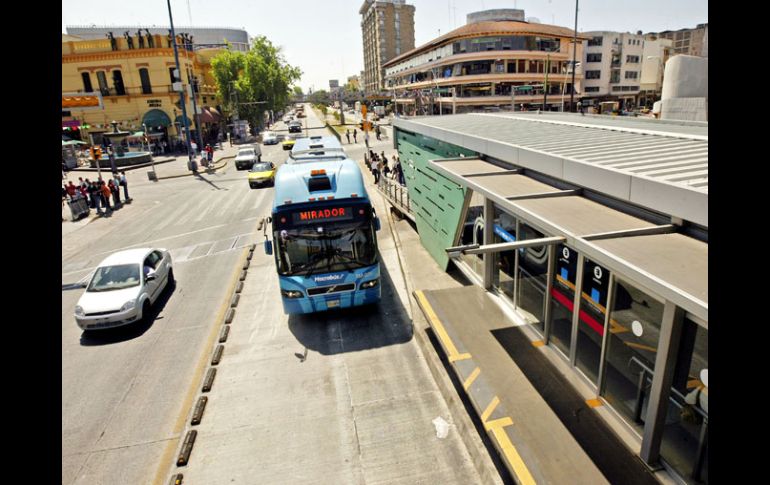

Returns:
307,90,330,106
210,36,302,129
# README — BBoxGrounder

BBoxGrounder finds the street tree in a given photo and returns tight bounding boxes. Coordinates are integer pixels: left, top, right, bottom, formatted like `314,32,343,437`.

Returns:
211,36,302,131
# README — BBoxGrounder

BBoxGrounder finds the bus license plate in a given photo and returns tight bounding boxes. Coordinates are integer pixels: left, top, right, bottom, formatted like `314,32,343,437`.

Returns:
327,300,340,308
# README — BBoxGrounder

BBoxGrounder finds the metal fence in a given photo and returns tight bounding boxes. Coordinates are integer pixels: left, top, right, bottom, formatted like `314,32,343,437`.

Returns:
376,173,413,221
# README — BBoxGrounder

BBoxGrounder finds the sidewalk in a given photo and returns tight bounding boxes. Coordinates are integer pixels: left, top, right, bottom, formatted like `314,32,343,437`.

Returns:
61,144,240,232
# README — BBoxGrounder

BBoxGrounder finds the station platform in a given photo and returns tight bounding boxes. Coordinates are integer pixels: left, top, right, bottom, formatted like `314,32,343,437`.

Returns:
413,284,661,485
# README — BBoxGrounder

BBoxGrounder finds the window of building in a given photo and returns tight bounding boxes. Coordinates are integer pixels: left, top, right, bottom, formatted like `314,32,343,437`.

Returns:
625,71,639,79
81,72,93,92
458,191,485,279
169,67,178,84
600,278,664,427
490,206,517,303
585,86,600,92
516,223,549,332
575,258,610,384
585,70,601,79
626,55,640,63
588,36,603,46
139,68,152,95
96,71,109,96
550,244,578,355
587,53,602,63
660,316,708,483
610,70,621,83
112,70,125,95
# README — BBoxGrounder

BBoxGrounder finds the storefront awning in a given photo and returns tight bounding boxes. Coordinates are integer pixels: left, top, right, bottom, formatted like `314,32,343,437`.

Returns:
142,109,172,128
198,107,221,124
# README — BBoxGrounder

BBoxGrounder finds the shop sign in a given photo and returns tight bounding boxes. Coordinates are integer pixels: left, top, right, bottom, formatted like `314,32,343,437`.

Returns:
147,99,162,107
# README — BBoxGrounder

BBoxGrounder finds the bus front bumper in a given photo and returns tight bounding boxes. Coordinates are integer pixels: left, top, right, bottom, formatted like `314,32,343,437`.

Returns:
281,286,381,315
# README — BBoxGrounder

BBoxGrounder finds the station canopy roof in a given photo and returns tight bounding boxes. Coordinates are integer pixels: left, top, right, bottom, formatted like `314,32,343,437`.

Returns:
429,154,707,323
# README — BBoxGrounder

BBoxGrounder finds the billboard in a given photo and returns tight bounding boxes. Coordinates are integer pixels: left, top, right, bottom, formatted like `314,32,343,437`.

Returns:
329,79,339,89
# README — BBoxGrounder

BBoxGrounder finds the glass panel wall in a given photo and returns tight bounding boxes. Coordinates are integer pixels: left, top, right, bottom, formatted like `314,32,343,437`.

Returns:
516,223,548,332
549,244,577,357
575,258,611,384
457,191,485,279
491,206,517,302
601,278,664,428
660,317,708,484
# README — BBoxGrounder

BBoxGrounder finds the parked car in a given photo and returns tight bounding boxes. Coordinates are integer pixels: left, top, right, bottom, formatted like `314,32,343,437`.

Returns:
261,131,279,145
74,248,174,331
248,161,277,188
235,147,261,170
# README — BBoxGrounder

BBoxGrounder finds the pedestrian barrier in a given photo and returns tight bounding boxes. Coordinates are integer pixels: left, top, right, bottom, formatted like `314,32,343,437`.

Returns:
377,175,414,221
67,196,90,221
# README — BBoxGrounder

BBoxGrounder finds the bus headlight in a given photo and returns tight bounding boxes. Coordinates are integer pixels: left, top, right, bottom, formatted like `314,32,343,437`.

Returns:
360,278,379,290
281,289,304,299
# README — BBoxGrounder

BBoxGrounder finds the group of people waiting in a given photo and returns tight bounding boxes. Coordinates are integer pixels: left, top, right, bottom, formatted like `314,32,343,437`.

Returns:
365,150,404,186
62,172,130,218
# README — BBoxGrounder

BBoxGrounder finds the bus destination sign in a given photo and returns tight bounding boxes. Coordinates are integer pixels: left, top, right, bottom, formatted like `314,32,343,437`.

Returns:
292,207,354,225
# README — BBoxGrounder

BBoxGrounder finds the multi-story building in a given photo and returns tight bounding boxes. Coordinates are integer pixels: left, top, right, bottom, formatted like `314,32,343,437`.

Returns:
648,23,707,58
638,36,673,108
581,31,646,111
360,0,415,94
62,31,223,146
384,10,588,115
65,25,250,51
347,75,361,91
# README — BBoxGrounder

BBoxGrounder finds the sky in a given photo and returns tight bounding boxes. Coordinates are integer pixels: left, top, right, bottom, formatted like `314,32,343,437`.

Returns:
62,0,708,93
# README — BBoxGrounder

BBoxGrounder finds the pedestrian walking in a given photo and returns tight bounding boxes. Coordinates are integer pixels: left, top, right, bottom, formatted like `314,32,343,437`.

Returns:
370,158,379,184
345,129,351,144
119,171,130,201
353,129,358,143
375,124,381,141
89,182,102,214
65,181,77,200
364,131,370,149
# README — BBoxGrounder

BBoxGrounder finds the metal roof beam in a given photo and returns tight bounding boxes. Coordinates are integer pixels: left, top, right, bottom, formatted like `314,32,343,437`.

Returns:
505,189,581,201
446,236,566,257
465,169,521,177
582,224,678,241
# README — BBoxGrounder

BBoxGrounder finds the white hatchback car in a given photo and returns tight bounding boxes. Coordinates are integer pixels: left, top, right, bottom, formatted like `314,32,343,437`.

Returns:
74,248,174,331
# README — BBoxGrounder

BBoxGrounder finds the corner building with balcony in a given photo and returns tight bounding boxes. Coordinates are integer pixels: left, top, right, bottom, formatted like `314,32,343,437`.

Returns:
61,31,225,146
581,31,647,111
384,9,588,115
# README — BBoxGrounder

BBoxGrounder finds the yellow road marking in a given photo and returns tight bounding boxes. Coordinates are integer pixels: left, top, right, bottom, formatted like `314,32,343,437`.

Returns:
463,367,481,391
481,396,500,424
531,340,545,347
484,416,513,431
151,245,251,485
586,398,603,408
414,290,471,363
489,424,537,485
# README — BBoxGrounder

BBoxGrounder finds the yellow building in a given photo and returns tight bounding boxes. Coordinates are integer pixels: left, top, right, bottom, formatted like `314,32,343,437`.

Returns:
62,32,222,148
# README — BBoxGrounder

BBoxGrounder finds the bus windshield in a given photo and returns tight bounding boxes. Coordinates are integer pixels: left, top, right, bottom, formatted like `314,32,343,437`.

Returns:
275,219,377,276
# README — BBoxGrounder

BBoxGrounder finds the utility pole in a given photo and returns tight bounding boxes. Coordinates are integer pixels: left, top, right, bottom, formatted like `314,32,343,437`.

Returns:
167,0,194,167
186,65,203,150
570,0,579,112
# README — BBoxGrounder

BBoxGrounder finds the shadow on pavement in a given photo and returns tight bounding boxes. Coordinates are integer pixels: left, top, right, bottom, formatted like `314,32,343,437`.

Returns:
491,325,660,485
194,172,226,190
288,256,413,355
79,280,176,346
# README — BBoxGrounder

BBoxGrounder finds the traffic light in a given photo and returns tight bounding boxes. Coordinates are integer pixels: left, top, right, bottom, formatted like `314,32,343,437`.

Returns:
90,147,96,160
94,146,102,159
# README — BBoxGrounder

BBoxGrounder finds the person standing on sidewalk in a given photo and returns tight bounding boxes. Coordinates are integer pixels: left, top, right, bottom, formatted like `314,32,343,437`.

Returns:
100,181,113,215
89,181,103,215
119,171,130,201
364,131,370,149
370,158,379,184
353,129,358,143
375,124,381,141
109,178,121,208
345,130,351,144
65,181,77,200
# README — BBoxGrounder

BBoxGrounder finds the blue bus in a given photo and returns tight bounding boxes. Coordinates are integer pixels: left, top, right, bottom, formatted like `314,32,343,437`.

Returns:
264,158,382,314
289,135,346,163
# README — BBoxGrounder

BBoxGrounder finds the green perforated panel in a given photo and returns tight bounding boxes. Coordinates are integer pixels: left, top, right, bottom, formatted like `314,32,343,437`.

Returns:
395,128,477,270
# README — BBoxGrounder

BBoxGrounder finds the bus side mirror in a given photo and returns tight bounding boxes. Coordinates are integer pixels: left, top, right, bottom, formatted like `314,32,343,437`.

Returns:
374,217,381,232
264,240,273,255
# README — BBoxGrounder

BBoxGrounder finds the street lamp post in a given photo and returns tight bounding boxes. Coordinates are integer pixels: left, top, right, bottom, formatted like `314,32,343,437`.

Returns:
166,0,194,169
569,0,580,112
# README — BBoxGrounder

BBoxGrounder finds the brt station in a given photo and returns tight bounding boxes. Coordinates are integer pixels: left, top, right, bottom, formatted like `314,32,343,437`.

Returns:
388,112,708,484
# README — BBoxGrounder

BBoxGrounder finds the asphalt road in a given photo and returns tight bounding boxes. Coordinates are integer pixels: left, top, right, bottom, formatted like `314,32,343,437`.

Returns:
61,121,291,485
63,105,481,485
